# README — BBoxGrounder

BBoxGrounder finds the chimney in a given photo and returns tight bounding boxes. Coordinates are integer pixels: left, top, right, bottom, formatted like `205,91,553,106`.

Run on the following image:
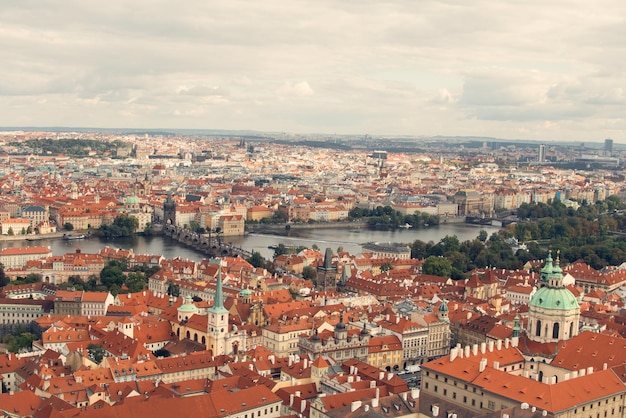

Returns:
496,340,502,350
379,371,385,380
450,348,458,362
472,344,478,356
304,358,308,369
493,361,499,369
587,366,593,375
488,340,494,352
480,342,486,354
300,400,306,413
387,372,393,381
351,401,362,412
479,358,487,372
563,373,570,381
464,345,470,358
603,363,608,370
505,338,510,349
579,368,586,377
289,394,294,407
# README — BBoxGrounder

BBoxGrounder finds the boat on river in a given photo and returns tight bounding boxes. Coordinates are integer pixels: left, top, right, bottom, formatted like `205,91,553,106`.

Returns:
63,234,87,240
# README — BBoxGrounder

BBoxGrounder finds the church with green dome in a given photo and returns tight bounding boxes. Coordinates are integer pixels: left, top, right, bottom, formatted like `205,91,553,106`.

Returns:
526,251,580,344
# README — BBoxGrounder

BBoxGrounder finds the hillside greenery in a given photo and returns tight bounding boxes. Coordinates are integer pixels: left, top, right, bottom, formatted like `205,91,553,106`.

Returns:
9,138,129,157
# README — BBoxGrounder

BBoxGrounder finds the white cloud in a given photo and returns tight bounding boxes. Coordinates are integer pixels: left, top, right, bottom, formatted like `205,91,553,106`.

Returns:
276,81,315,97
1,0,626,140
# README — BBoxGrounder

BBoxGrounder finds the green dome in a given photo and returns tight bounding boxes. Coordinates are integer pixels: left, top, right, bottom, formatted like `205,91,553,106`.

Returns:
239,287,252,298
125,194,140,205
529,286,578,310
178,295,198,313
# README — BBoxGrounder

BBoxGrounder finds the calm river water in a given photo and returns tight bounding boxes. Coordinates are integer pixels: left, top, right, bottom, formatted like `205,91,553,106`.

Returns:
1,223,500,262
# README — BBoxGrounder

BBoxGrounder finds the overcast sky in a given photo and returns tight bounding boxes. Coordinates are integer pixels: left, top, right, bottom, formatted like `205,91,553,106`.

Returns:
2,1,626,142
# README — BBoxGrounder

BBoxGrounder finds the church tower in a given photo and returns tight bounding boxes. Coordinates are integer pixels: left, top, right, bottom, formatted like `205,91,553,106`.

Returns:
207,260,229,355
316,248,337,291
438,300,449,323
527,251,580,344
70,182,78,200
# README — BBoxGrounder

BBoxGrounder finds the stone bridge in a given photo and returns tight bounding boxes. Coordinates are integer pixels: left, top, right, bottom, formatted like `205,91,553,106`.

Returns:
162,225,253,259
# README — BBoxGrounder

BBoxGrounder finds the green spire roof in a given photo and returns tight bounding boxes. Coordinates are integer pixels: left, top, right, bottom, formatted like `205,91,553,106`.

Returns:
209,259,228,314
551,251,563,278
540,251,553,283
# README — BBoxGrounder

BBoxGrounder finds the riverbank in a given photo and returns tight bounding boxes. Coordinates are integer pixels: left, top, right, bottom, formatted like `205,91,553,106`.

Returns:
245,216,467,235
0,232,67,243
246,221,369,234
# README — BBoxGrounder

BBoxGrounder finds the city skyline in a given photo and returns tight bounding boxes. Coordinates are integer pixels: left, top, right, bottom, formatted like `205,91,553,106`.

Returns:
2,1,626,142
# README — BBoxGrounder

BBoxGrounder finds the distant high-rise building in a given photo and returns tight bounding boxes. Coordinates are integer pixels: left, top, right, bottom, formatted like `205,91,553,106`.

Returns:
605,138,613,153
538,144,545,163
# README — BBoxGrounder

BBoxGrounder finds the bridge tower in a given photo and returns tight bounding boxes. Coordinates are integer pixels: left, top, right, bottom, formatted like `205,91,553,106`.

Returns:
164,192,176,226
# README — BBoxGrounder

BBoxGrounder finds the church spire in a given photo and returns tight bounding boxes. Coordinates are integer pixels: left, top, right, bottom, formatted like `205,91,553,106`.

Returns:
210,259,228,314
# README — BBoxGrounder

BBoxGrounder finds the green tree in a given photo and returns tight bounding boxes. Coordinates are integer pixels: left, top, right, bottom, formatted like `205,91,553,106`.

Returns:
63,222,74,231
3,327,35,353
87,343,106,363
302,265,317,280
380,261,393,272
247,251,265,268
166,281,180,297
0,263,8,287
100,265,126,288
125,272,147,293
143,223,154,236
422,256,453,278
7,227,13,236
98,215,138,238
478,230,488,242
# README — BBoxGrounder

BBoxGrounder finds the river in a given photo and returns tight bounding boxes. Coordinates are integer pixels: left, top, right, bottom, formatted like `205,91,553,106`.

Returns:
0,223,501,262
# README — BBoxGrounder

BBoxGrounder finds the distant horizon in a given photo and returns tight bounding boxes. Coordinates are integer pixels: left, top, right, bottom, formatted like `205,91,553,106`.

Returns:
0,126,618,147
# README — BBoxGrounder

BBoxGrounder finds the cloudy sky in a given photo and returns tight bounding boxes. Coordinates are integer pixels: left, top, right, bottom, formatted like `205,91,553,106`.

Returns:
2,0,626,141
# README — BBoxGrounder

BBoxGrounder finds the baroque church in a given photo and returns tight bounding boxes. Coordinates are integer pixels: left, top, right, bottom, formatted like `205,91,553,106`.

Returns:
525,251,580,346
170,259,247,356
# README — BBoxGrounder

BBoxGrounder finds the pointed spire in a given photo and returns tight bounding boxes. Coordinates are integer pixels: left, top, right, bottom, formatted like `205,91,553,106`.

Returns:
210,258,228,314
323,248,333,270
